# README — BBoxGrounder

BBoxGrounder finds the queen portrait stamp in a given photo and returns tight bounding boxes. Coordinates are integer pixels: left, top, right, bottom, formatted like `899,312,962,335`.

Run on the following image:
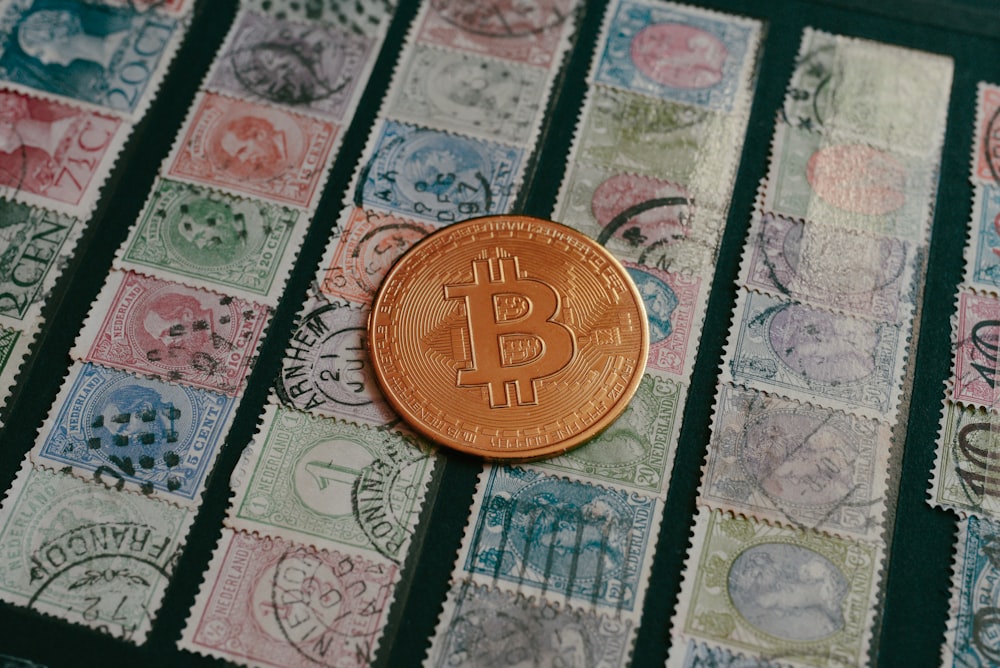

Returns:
553,160,722,275
426,580,633,668
358,120,522,224
784,29,952,156
276,295,396,427
723,289,906,419
0,464,193,643
0,199,79,325
966,184,1000,293
0,0,183,118
228,403,436,562
415,0,579,69
388,44,548,146
952,290,1000,412
673,509,877,666
594,0,757,112
73,270,270,396
319,207,435,307
535,372,682,494
764,123,936,242
206,9,374,122
702,384,891,539
32,361,237,503
0,89,125,215
943,516,1000,668
460,465,658,614
626,263,705,376
575,86,742,211
932,400,1000,519
117,178,304,305
182,530,399,668
167,92,338,210
740,212,918,324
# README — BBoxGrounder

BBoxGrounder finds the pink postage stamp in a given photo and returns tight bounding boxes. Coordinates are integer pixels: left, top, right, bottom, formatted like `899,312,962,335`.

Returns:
73,270,269,396
320,207,436,307
0,90,125,215
414,0,580,68
166,92,338,209
953,289,1000,411
974,83,1000,186
181,530,399,668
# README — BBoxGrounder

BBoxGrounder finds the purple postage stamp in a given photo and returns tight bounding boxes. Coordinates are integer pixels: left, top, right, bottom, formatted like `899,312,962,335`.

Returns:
206,9,374,123
358,120,522,224
32,361,237,503
723,289,906,419
701,384,891,539
739,212,919,324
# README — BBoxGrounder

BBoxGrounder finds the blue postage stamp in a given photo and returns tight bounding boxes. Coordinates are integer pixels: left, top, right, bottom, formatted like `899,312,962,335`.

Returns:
944,516,1000,667
723,289,905,419
594,0,757,112
358,120,523,224
0,0,181,115
33,361,237,502
968,184,1000,292
461,465,657,613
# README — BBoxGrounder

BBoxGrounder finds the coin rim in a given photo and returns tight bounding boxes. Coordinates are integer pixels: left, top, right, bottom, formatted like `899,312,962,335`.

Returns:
367,214,649,461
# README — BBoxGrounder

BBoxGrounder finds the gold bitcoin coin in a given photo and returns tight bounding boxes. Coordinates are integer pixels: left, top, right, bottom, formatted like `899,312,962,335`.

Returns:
368,215,648,460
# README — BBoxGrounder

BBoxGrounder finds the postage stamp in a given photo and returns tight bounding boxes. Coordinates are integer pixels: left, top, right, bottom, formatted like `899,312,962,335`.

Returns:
673,508,877,666
319,207,435,307
723,289,906,419
965,183,1000,293
739,212,919,324
387,44,549,146
276,295,397,427
228,403,436,562
0,0,183,117
932,400,1000,519
702,384,891,540
73,270,270,396
553,159,723,275
0,198,80,326
0,463,193,643
534,372,683,495
625,262,705,377
667,639,775,668
974,83,1000,186
358,120,523,224
0,89,125,215
460,465,659,614
784,29,952,156
942,516,1000,668
426,579,634,668
414,0,580,69
31,361,237,503
594,0,758,113
764,122,936,242
167,92,338,210
952,290,1000,412
573,86,742,212
116,178,304,305
206,9,374,123
181,529,399,668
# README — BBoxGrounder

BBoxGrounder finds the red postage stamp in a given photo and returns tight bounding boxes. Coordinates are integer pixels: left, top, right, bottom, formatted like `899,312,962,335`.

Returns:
0,90,124,214
181,530,399,668
166,92,338,209
74,271,269,396
320,208,436,306
953,289,1000,411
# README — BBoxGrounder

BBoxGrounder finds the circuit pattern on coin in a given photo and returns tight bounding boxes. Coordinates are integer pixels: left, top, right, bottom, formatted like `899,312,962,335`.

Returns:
369,215,648,459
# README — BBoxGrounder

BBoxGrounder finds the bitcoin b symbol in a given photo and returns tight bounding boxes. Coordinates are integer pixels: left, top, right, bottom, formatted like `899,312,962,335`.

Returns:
444,256,575,408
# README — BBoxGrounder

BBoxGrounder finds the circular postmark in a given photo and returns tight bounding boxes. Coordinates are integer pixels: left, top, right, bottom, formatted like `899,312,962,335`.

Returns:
276,300,394,425
767,303,879,385
985,106,1000,185
727,542,849,642
343,220,433,301
429,0,572,37
629,23,727,89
